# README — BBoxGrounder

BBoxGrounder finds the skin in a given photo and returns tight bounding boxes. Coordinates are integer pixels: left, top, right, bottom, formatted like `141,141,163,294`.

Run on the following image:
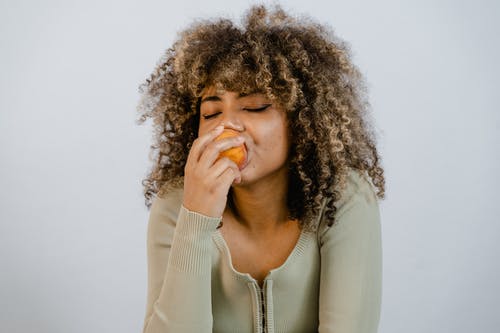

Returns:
182,85,299,239
182,85,303,286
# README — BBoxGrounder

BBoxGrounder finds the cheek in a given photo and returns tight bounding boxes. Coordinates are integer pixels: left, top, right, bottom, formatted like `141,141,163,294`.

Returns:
197,122,211,138
259,125,289,154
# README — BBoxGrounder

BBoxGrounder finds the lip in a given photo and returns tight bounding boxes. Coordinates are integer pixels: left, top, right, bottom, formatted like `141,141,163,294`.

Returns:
239,143,249,170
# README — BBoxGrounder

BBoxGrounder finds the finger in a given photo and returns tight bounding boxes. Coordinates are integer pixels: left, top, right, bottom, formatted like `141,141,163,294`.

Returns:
209,157,241,180
198,135,245,171
186,124,225,167
215,166,241,190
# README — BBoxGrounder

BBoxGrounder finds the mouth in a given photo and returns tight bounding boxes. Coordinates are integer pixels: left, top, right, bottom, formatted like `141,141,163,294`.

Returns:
239,143,249,170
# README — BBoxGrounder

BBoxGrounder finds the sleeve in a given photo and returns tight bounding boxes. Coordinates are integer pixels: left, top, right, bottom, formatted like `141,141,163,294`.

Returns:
318,174,383,333
142,191,222,333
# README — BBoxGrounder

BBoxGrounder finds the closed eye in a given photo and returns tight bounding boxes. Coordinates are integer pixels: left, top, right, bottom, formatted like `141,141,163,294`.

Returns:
202,104,271,120
243,104,272,112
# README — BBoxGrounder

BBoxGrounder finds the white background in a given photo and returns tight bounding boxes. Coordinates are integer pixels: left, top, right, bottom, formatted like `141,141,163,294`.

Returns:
1,0,499,332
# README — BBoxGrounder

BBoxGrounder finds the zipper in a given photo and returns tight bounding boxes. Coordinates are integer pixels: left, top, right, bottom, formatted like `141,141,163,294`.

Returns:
260,285,266,333
248,280,269,333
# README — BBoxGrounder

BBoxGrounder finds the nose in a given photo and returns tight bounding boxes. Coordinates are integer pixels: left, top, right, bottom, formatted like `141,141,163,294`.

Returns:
218,109,245,132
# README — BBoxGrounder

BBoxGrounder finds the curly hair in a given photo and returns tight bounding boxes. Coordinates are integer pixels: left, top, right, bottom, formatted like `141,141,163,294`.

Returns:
136,3,386,232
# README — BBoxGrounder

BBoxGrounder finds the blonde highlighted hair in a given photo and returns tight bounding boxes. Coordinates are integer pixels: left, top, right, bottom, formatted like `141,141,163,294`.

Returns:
136,3,386,231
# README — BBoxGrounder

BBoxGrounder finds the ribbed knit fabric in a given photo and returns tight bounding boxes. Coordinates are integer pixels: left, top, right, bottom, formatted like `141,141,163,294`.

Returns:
142,169,382,333
169,206,221,274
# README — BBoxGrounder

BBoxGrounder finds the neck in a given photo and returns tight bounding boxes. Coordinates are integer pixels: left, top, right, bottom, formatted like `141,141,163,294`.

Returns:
227,168,292,236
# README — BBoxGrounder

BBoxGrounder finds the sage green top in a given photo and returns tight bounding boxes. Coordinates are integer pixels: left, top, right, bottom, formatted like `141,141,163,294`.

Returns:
142,169,382,333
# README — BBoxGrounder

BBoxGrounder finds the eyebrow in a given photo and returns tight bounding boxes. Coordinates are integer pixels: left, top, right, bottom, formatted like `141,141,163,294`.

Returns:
200,92,254,104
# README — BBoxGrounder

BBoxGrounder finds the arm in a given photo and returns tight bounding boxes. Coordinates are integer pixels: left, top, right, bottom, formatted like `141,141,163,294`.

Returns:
142,191,221,333
318,174,383,333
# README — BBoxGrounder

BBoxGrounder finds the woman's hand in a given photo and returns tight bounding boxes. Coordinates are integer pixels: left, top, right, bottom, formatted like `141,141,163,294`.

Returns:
182,125,243,218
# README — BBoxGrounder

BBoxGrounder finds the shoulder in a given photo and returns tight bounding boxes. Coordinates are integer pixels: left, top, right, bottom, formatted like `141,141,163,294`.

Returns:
316,168,380,242
147,186,184,245
149,186,184,224
334,168,378,212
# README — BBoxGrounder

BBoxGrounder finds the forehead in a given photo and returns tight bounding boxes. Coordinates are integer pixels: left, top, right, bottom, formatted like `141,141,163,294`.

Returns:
200,85,225,97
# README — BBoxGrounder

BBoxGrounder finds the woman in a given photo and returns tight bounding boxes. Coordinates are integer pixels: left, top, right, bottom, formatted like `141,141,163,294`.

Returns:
137,4,386,333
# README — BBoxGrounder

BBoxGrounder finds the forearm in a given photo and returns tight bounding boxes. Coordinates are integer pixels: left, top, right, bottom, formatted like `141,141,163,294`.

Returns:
143,205,221,333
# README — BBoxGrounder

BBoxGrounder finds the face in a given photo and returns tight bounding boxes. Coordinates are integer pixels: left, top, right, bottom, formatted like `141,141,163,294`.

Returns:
198,86,291,185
